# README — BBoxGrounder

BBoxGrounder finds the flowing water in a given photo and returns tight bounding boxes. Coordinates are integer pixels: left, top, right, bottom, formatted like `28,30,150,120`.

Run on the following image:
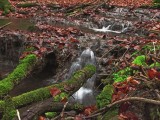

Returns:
68,48,97,106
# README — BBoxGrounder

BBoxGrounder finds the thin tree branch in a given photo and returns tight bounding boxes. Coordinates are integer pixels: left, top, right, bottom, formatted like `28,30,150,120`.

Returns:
87,97,160,119
0,22,12,30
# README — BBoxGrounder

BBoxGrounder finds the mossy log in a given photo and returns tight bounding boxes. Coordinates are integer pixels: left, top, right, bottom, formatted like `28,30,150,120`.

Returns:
17,98,84,120
0,64,96,113
0,54,37,97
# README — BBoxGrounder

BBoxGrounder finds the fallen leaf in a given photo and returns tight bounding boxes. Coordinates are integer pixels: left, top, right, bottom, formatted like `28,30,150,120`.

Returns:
50,87,61,97
38,116,45,120
156,72,160,80
61,97,68,103
148,68,157,79
119,102,131,113
74,115,83,120
119,111,138,120
83,105,97,116
40,47,47,53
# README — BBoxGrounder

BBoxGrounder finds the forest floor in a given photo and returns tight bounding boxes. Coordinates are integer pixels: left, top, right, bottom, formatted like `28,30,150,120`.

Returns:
0,0,160,120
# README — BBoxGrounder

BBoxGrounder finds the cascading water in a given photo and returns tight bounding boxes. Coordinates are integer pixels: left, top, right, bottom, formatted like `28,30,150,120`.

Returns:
67,48,97,106
91,21,132,33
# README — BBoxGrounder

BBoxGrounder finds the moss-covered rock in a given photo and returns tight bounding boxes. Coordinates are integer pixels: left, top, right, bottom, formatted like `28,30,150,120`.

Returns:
0,54,37,96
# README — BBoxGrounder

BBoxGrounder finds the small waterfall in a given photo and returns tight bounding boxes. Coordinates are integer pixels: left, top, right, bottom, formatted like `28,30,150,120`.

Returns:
80,48,96,67
68,48,97,106
91,22,131,33
67,58,82,79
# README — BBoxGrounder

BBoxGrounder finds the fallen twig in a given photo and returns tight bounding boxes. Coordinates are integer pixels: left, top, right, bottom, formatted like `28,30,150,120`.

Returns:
0,22,12,30
86,97,160,119
60,101,69,118
107,97,160,107
16,109,21,120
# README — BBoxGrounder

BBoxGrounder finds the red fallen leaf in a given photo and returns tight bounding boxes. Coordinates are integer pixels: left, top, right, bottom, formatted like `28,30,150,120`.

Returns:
134,45,141,50
61,97,68,103
38,116,45,120
113,82,128,93
112,91,126,102
55,41,60,44
39,47,47,53
127,77,140,85
50,87,61,97
148,68,157,79
74,115,83,120
83,105,97,116
125,54,131,59
119,111,138,120
70,37,79,43
20,52,30,59
44,40,51,43
34,44,41,49
58,43,65,49
119,102,131,113
149,33,157,38
61,37,66,41
33,50,39,55
84,108,91,116
156,72,160,79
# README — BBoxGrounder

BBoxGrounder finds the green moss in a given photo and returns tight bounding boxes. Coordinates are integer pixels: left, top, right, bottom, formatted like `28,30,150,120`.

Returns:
2,96,16,120
0,0,13,15
96,85,114,108
74,103,83,110
45,112,57,119
113,67,132,83
53,92,69,102
0,54,37,96
12,87,50,107
0,100,5,112
64,64,96,90
132,55,147,66
150,62,160,67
